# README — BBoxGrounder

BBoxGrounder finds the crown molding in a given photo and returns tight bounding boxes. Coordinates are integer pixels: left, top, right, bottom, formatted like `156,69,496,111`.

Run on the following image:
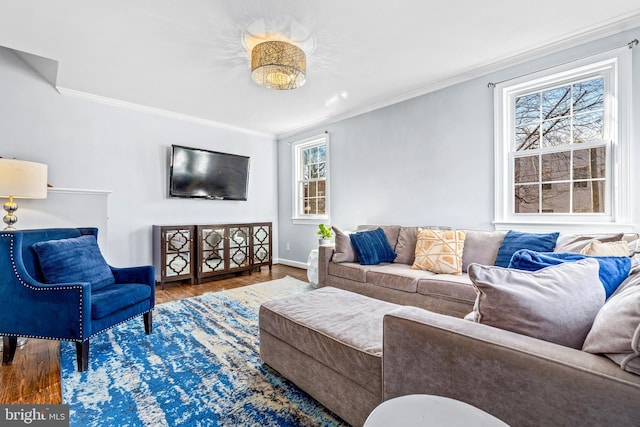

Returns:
56,87,276,140
277,12,640,140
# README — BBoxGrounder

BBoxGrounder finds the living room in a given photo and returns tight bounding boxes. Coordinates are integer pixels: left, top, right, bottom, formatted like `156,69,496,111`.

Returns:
1,2,640,426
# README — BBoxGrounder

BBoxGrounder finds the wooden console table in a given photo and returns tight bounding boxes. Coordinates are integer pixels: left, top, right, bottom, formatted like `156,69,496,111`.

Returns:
153,222,272,288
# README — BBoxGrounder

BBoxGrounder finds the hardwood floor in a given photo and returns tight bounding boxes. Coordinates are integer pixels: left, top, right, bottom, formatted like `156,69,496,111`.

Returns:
0,264,307,405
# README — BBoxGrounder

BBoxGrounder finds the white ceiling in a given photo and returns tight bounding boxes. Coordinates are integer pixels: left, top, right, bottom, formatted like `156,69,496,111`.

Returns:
1,1,640,138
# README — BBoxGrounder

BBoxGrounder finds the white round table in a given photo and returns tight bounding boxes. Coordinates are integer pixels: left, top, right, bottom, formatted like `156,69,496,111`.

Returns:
364,394,509,427
306,249,319,286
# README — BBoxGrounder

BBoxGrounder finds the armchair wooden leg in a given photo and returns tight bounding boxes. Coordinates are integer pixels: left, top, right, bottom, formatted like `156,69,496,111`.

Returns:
2,336,17,365
144,311,152,334
76,340,89,372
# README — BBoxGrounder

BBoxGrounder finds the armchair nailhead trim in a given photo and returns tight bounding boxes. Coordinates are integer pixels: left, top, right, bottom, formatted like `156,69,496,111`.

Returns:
1,233,85,338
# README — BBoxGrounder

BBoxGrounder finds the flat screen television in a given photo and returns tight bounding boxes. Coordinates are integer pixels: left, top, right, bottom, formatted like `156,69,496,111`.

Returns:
169,145,250,201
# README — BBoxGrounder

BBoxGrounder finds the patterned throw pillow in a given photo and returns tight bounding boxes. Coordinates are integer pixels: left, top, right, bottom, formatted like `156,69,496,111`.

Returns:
412,229,466,275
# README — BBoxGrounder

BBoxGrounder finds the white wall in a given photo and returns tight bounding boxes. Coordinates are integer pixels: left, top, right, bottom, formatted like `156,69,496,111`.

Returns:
0,46,278,267
278,28,640,266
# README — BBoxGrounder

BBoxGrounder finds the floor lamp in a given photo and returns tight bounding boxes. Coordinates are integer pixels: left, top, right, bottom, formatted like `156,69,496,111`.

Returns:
0,158,48,349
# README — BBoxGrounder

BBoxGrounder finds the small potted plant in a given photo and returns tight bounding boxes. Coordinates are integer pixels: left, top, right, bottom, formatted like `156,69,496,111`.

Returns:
317,223,333,246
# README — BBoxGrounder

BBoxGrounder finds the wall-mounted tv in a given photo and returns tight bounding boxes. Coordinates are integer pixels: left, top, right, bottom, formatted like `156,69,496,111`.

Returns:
169,145,250,201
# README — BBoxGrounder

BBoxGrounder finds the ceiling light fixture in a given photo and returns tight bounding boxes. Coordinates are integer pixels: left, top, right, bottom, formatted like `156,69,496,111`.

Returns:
251,41,306,90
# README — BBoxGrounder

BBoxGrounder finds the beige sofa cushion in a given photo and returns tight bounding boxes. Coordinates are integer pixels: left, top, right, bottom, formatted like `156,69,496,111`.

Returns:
583,284,640,375
417,274,476,303
461,230,507,272
367,263,433,293
328,262,376,283
467,259,605,349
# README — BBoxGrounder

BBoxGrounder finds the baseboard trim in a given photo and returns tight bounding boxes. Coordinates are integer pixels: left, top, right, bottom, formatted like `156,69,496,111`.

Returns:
277,258,308,270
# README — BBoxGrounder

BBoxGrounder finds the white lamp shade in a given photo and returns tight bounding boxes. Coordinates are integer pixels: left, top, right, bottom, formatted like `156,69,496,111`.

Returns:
0,159,48,199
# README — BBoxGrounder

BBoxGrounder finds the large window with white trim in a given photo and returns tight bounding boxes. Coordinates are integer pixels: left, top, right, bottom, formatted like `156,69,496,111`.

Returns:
494,47,632,230
292,133,329,222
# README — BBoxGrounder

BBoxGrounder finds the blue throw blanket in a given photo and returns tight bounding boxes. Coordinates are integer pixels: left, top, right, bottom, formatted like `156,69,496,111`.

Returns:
509,249,631,298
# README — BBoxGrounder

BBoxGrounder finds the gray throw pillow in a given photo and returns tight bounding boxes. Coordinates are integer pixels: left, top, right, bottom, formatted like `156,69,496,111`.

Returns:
467,259,605,349
583,284,640,375
331,226,357,263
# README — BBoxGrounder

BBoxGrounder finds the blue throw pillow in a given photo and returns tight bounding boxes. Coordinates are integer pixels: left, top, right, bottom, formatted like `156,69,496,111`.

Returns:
349,228,397,265
31,235,115,290
509,249,631,298
494,230,560,267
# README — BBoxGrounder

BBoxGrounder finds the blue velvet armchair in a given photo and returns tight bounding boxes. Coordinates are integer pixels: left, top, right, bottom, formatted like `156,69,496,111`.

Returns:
0,228,155,372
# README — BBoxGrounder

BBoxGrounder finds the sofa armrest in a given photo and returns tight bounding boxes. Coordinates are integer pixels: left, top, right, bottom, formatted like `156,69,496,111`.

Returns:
383,306,640,426
318,245,335,287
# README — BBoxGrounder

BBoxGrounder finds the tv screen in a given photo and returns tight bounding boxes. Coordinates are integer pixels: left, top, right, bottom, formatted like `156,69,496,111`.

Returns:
169,145,250,201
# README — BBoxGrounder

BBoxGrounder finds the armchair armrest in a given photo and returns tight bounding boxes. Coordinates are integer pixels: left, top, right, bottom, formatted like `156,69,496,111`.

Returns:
111,265,155,287
318,245,335,287
383,306,640,426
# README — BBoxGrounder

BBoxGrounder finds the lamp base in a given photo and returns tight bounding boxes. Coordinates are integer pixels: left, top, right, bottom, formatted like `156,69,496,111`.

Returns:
3,196,18,231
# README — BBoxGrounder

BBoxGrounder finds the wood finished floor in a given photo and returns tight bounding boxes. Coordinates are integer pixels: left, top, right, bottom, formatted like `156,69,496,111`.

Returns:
0,264,308,405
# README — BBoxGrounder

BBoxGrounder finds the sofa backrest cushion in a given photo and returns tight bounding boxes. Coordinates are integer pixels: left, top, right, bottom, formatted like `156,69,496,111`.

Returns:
554,233,624,253
467,259,605,349
31,234,115,290
356,225,401,250
394,225,452,265
494,230,559,267
461,230,507,273
350,228,397,265
583,282,640,376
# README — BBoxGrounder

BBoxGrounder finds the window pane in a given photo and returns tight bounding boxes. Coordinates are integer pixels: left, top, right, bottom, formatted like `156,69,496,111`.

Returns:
515,123,540,151
573,78,604,113
303,164,309,179
514,184,539,213
318,145,326,162
542,117,571,147
542,86,571,119
573,147,605,179
514,155,538,184
515,93,540,125
309,164,318,179
317,198,326,215
541,151,570,182
541,182,570,213
573,181,605,213
573,111,604,143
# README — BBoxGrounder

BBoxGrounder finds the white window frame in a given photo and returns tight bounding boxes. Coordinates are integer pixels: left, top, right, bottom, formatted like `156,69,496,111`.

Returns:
493,47,633,232
291,133,330,224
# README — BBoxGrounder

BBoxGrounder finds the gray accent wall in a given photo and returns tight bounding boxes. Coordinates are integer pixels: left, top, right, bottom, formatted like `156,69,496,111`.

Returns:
0,46,278,267
278,27,640,267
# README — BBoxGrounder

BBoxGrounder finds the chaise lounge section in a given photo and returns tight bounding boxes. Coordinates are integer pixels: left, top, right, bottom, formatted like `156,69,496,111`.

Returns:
260,225,640,426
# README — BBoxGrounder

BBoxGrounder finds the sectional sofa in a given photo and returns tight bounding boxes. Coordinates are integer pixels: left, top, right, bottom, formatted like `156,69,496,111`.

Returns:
260,225,640,426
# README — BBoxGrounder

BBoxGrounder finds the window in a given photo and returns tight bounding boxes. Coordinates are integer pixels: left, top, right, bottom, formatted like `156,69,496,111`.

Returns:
292,133,329,222
494,47,632,231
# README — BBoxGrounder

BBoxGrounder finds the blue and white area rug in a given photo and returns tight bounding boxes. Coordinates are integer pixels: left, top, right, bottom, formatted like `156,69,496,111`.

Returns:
61,276,348,427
